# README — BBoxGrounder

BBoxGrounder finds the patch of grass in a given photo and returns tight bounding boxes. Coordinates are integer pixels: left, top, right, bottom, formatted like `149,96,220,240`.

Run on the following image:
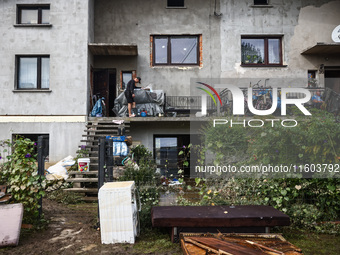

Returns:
282,228,340,255
133,229,181,254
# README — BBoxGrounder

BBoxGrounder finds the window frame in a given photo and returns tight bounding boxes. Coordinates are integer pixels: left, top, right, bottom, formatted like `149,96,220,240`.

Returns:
12,134,49,160
152,35,201,66
153,134,190,177
254,0,269,5
16,55,50,90
167,0,185,8
241,36,283,67
16,4,50,25
120,70,136,90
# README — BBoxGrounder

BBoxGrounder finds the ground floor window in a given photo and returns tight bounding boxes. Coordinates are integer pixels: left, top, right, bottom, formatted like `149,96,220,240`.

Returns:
154,135,190,177
325,67,340,94
12,134,49,161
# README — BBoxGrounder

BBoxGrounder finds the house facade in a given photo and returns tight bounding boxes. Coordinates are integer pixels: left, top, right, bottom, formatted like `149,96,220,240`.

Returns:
0,0,339,168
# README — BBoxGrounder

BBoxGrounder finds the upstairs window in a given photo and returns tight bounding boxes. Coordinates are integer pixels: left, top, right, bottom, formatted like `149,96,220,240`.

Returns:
254,0,268,5
16,56,50,89
152,35,200,66
241,36,282,66
17,5,50,24
167,0,185,7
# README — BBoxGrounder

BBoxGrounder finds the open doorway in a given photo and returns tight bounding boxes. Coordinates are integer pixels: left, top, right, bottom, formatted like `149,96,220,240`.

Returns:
92,69,116,117
325,67,340,94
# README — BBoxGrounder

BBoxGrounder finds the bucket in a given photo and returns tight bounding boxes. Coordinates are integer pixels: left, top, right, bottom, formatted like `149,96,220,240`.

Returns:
78,158,90,172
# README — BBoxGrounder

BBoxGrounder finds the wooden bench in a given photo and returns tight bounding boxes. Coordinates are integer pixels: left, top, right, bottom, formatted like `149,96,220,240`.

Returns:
151,205,290,242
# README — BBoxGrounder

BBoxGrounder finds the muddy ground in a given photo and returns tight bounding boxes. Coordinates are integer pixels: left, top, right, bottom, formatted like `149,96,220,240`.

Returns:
0,199,180,255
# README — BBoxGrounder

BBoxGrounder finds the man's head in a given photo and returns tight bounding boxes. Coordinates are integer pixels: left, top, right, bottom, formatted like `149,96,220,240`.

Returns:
134,77,141,83
316,90,321,96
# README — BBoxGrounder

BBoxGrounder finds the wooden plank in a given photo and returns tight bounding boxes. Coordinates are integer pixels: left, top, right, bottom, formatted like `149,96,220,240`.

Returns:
184,237,220,254
84,130,130,133
68,171,98,175
78,145,98,149
152,206,290,228
63,188,98,193
180,233,303,255
245,240,284,255
81,197,98,202
87,121,130,125
181,239,207,255
86,125,130,128
82,135,120,138
187,237,266,255
80,140,99,143
65,178,98,183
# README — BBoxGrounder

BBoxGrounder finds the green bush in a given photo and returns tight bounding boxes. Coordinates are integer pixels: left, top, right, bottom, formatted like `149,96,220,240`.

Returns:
120,145,161,229
178,110,340,232
0,138,48,224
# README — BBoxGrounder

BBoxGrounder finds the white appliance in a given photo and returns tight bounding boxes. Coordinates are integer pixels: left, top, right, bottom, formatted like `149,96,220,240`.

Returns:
98,181,140,244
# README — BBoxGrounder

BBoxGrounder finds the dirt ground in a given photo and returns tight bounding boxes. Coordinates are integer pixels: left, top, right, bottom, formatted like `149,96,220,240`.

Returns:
0,199,179,255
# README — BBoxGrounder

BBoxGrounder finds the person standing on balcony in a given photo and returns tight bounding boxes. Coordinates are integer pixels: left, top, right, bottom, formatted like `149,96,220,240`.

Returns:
125,77,141,117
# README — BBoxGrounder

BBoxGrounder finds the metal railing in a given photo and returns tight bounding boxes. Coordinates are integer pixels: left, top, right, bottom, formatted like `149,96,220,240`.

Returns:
164,95,217,114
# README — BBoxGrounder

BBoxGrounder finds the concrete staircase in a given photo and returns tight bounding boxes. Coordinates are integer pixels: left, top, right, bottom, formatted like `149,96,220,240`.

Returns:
63,119,130,201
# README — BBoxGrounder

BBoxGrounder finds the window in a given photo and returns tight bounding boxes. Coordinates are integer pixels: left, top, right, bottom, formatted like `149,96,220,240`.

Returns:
12,134,49,160
152,35,200,66
254,0,268,5
154,135,190,176
308,70,317,88
241,36,282,66
17,5,50,24
167,0,185,7
120,70,136,90
16,56,50,89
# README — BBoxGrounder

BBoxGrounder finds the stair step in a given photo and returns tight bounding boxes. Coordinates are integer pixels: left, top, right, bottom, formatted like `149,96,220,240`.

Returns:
66,178,98,183
63,188,98,193
69,171,98,175
81,196,98,202
82,135,115,138
79,145,98,152
87,120,130,124
84,129,125,133
78,145,98,149
80,140,99,144
75,151,98,155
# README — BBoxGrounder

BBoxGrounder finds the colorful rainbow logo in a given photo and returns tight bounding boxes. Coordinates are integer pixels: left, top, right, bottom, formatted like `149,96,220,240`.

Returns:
196,82,222,106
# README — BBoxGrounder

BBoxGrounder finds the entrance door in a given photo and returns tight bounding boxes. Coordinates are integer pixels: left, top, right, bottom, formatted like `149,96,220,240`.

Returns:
93,69,116,117
325,67,340,94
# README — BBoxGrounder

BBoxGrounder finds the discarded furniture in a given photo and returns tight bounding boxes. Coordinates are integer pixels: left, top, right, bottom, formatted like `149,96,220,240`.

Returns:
0,185,11,203
181,233,303,255
0,203,23,247
151,205,290,242
98,181,140,244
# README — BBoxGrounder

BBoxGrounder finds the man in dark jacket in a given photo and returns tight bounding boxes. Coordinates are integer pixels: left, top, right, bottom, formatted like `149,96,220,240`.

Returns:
124,77,141,117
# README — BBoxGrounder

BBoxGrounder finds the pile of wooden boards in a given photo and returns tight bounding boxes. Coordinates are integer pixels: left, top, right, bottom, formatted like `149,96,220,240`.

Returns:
181,233,303,255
